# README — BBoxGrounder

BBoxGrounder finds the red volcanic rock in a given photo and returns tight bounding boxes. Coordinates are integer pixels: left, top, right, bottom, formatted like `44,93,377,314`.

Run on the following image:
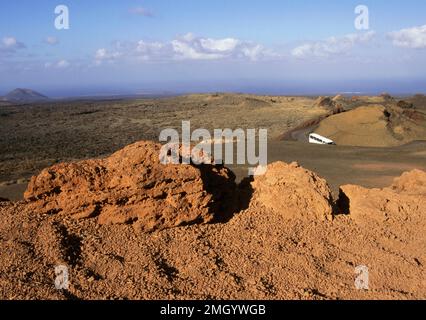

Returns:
250,162,334,221
390,169,426,195
340,169,426,226
24,141,235,232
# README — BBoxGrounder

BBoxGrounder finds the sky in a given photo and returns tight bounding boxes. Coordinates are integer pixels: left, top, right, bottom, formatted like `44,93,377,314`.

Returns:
1,0,426,97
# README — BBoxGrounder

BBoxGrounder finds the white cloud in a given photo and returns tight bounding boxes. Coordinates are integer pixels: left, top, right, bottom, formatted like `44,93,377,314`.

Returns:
1,37,25,50
45,36,59,45
3,37,17,48
94,48,122,65
95,48,108,60
292,31,375,58
57,60,70,68
0,37,26,60
135,40,168,61
171,33,270,61
171,38,224,60
45,59,70,69
129,7,153,17
388,25,426,49
199,38,240,52
93,33,274,63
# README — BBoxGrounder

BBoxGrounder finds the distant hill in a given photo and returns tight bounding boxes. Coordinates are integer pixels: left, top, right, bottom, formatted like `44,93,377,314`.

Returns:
0,100,11,106
3,88,49,103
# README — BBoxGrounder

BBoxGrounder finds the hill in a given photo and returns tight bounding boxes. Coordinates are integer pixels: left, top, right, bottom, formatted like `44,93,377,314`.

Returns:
315,104,426,147
4,88,49,103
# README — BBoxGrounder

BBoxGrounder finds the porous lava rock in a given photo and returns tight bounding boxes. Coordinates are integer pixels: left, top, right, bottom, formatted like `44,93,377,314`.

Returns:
250,162,334,221
24,141,235,232
339,169,426,225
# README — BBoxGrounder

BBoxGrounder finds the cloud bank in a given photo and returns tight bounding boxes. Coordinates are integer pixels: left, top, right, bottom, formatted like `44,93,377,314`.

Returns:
94,33,275,65
292,31,376,58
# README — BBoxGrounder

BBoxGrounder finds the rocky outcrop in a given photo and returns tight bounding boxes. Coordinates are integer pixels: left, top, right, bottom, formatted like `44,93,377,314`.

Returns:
397,100,414,109
24,141,236,232
315,97,334,108
339,169,426,226
314,96,344,114
250,162,334,221
380,93,393,101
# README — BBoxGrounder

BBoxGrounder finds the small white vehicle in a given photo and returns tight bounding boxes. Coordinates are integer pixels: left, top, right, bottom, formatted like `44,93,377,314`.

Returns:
309,133,336,145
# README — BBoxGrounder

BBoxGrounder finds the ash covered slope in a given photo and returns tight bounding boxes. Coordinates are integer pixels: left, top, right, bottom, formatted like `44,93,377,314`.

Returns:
315,103,426,147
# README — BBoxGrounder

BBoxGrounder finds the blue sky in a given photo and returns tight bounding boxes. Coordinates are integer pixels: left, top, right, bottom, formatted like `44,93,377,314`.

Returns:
1,0,426,96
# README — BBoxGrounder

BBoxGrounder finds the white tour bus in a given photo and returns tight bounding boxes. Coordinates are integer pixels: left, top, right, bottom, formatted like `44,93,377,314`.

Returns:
309,133,336,145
